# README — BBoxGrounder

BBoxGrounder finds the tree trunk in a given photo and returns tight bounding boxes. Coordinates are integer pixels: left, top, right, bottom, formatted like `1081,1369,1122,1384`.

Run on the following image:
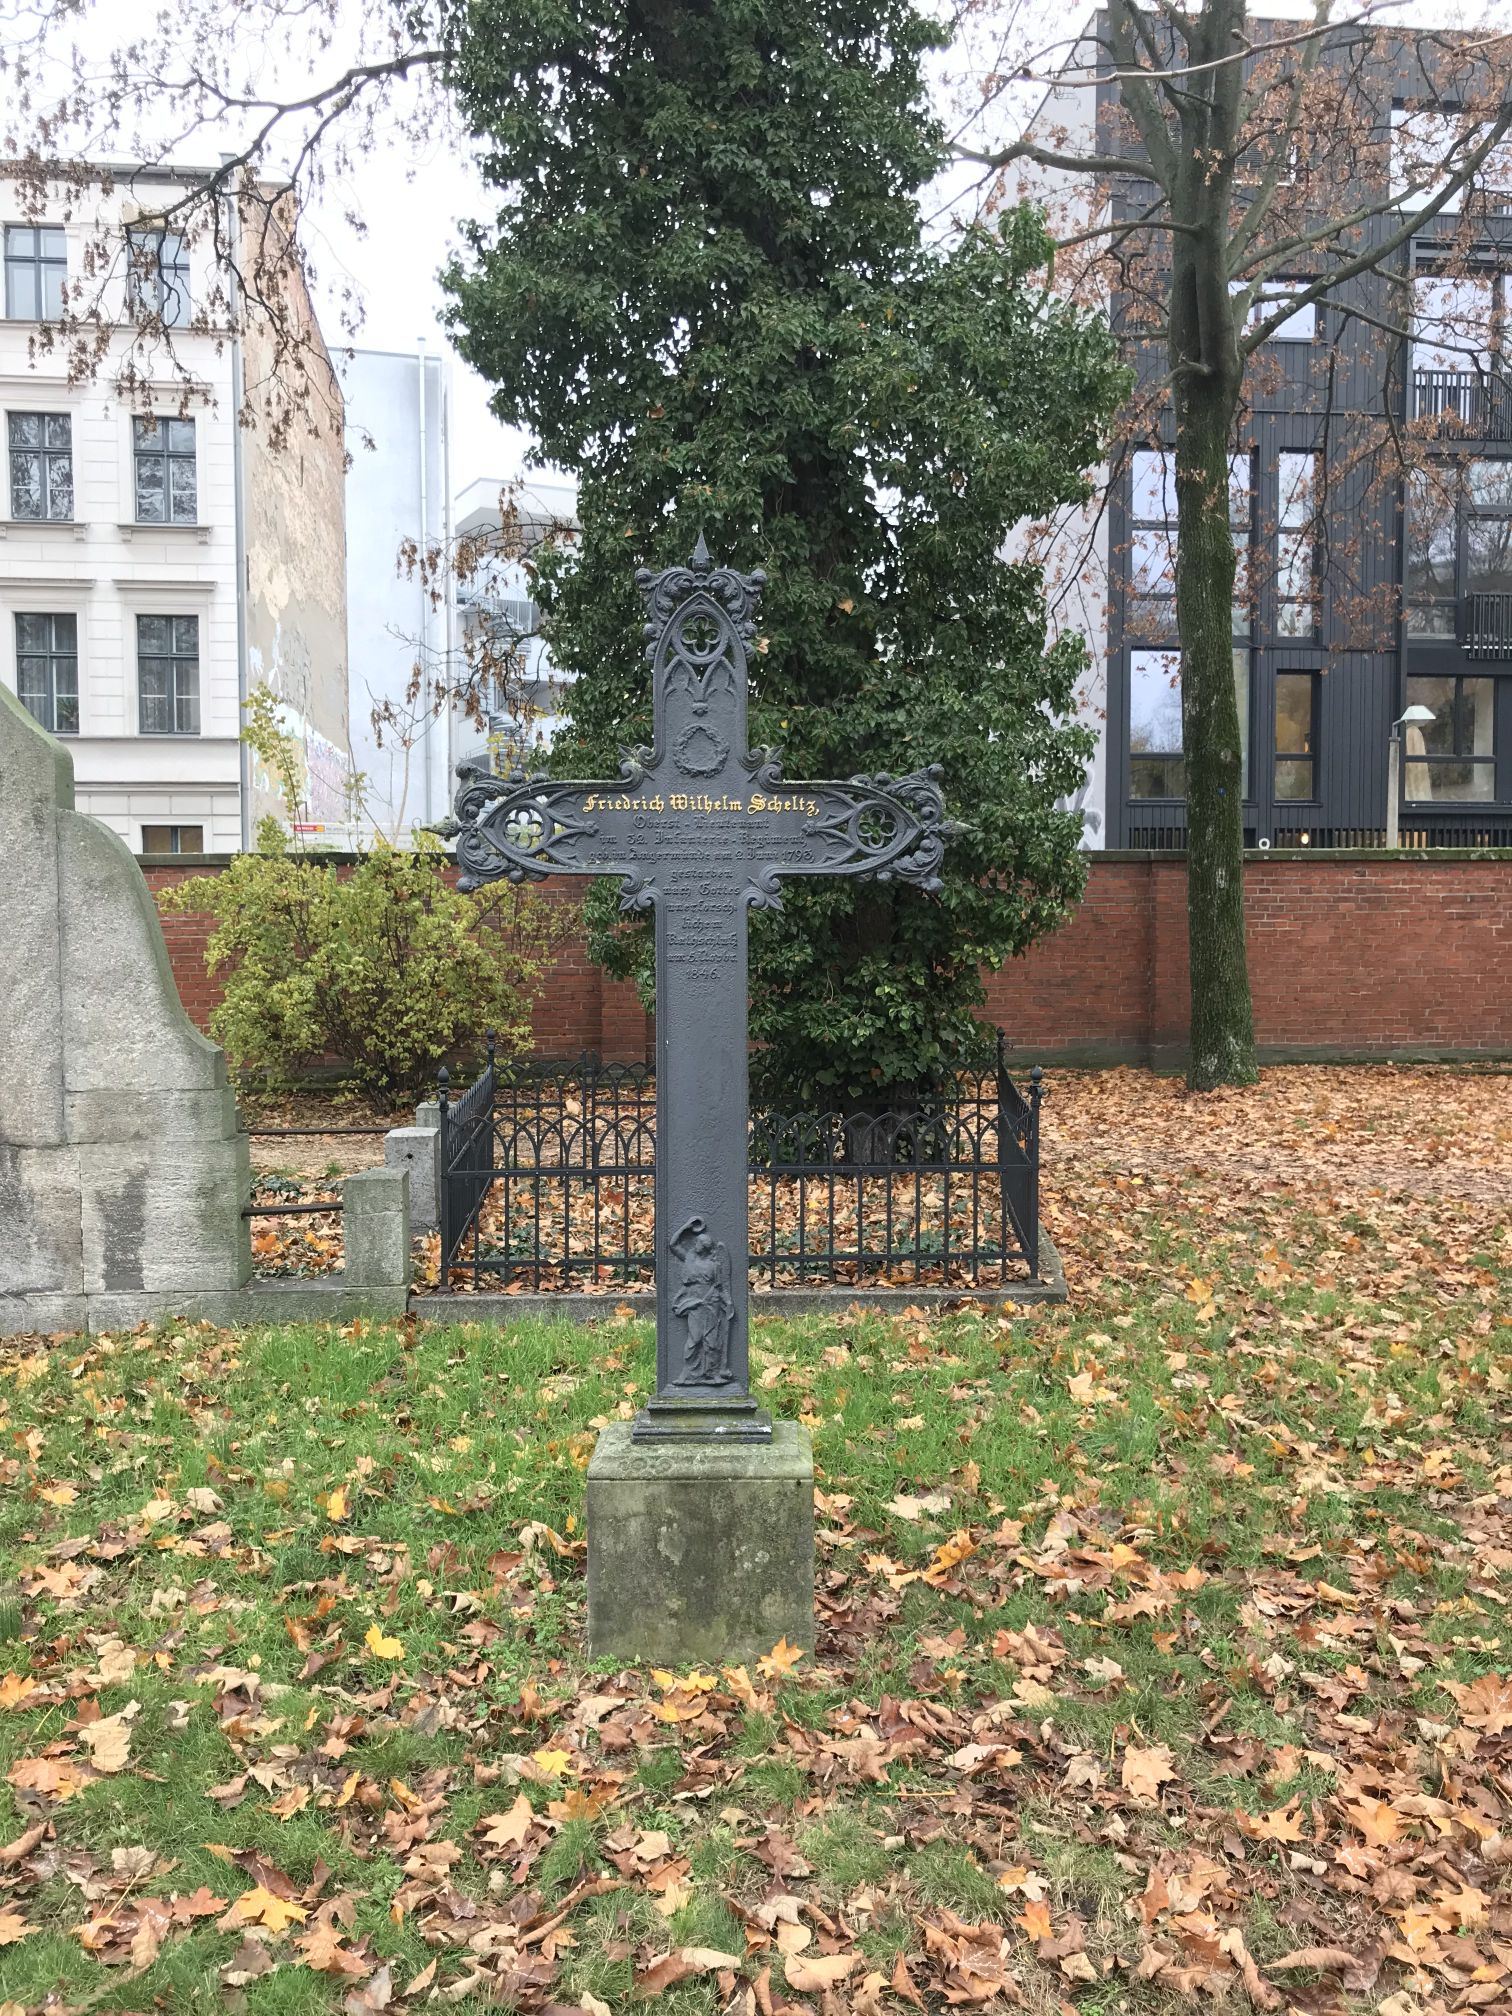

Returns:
1173,378,1258,1090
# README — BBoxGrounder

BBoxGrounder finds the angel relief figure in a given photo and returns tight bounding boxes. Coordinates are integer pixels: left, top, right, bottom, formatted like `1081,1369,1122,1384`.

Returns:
669,1216,734,1386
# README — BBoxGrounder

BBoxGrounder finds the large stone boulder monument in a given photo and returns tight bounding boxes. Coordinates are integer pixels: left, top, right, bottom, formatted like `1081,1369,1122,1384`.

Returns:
0,681,252,1335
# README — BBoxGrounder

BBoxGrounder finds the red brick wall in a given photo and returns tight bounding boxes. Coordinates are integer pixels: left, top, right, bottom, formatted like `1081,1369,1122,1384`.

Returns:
144,853,1511,1066
984,855,1512,1062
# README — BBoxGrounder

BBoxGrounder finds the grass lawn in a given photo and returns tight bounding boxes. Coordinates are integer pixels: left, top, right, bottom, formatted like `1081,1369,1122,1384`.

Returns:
0,1066,1509,2015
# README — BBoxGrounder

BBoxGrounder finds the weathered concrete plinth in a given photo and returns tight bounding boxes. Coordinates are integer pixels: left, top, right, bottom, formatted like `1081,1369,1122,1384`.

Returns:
586,1420,814,1666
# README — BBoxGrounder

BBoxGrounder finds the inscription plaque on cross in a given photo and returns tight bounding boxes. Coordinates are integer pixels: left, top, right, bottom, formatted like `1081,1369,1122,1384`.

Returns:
443,539,953,1442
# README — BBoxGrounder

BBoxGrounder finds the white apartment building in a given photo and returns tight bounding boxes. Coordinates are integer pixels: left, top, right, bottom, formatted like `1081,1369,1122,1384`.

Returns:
0,167,349,856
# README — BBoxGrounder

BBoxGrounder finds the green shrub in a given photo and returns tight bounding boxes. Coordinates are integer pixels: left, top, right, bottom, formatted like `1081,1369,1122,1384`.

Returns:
158,836,564,1108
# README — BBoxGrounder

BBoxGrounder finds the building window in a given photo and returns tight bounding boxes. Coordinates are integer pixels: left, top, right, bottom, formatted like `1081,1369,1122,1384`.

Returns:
15,612,78,735
1128,646,1250,800
126,228,191,328
1403,674,1494,802
8,412,73,520
4,226,65,320
1127,446,1251,642
1406,459,1512,635
1411,268,1512,432
1274,672,1318,801
137,614,199,734
141,823,203,854
1129,451,1178,639
133,416,197,524
1231,278,1317,342
1129,649,1183,798
1277,451,1318,639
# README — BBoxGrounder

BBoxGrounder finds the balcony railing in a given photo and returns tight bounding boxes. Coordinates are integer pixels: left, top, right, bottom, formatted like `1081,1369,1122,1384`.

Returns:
1459,591,1512,658
1413,369,1512,441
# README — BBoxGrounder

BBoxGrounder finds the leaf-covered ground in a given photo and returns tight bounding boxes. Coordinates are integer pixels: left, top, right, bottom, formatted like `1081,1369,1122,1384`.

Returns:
1,1065,1509,2015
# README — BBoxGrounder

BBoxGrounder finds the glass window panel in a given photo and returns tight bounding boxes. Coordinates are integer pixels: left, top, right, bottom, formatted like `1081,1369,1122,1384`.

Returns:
1406,602,1456,638
16,664,49,729
1130,649,1183,756
1269,297,1317,341
1232,548,1252,638
1405,465,1457,599
1464,677,1494,757
169,454,197,522
175,682,200,734
8,412,40,448
1465,516,1512,595
137,615,171,652
138,661,172,735
1131,449,1174,523
1467,459,1512,510
39,229,63,259
1406,675,1455,753
7,228,36,257
1413,272,1496,375
15,613,47,652
1131,526,1176,595
1275,673,1315,756
10,451,40,517
1130,596,1179,642
1421,759,1494,801
47,455,71,519
51,613,76,653
173,616,199,653
1275,758,1314,800
1277,603,1315,640
5,263,37,319
1232,280,1316,340
1278,452,1315,528
40,261,62,319
1277,530,1313,601
1228,454,1252,528
43,413,69,451
135,453,166,521
1131,754,1185,799
167,418,195,454
1233,647,1251,797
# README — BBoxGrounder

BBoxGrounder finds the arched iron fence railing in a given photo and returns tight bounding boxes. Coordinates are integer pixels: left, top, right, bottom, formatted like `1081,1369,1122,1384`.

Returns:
436,1034,1041,1293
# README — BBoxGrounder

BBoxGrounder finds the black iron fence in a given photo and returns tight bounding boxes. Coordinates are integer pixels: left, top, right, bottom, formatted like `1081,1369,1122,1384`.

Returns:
436,1035,1041,1293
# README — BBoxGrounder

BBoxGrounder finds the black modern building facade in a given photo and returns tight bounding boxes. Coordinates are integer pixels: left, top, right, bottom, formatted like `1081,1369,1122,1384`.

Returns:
1076,24,1512,850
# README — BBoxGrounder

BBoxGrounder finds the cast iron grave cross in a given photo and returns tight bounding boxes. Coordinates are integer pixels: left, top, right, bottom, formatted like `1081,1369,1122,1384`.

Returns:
444,540,952,1442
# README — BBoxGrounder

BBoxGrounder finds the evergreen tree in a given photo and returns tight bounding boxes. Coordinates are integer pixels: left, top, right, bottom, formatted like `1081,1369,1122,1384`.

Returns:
443,0,1127,1108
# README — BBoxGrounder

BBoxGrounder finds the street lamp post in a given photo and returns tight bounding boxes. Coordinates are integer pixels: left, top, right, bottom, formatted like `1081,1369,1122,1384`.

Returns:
1385,704,1437,850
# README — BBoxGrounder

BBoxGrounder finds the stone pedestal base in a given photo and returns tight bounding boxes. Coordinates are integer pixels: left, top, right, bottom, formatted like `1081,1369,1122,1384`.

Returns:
586,1420,814,1666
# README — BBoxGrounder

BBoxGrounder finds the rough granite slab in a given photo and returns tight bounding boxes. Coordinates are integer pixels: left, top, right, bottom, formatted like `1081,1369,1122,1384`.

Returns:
587,1419,814,1666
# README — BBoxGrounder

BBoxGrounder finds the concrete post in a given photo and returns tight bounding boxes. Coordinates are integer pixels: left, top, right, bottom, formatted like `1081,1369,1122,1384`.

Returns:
385,1116,439,1235
342,1168,411,1288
